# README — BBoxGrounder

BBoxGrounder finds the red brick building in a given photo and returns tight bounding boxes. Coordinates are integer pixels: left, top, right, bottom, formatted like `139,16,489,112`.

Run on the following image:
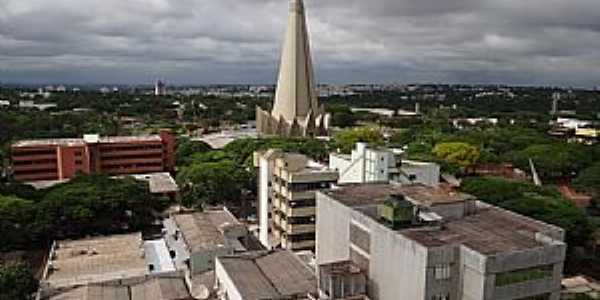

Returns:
10,129,175,181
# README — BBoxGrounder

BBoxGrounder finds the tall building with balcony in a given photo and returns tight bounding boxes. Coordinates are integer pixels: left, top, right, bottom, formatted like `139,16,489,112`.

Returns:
255,150,338,252
316,183,566,300
10,129,175,181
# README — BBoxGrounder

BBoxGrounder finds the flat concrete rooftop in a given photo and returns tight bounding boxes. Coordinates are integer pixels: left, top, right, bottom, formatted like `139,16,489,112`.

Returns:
324,183,474,208
12,135,163,148
323,183,564,255
45,233,148,289
401,206,550,255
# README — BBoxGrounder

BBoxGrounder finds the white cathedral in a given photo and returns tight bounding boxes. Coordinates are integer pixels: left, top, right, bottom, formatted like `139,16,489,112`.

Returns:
256,0,330,137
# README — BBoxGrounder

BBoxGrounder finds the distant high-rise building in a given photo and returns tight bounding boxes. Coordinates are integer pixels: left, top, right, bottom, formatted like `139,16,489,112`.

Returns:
155,80,167,96
256,0,329,137
551,92,561,115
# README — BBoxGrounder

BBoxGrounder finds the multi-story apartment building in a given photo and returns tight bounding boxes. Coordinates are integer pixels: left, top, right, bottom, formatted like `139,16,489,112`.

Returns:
316,183,566,300
10,129,175,181
330,142,440,187
255,150,338,251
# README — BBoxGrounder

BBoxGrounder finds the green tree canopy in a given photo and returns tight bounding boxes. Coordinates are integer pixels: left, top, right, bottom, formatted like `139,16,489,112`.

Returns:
0,196,37,251
328,105,357,128
176,137,212,165
461,176,595,247
432,142,480,167
573,162,600,198
36,174,162,239
0,262,38,300
332,127,384,154
223,137,328,166
504,143,592,179
177,159,252,208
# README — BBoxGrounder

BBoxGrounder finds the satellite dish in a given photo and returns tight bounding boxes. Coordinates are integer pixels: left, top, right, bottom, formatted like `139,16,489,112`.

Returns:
193,284,211,300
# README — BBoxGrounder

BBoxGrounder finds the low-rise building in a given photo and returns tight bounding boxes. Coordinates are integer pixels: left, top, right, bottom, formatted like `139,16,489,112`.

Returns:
330,143,440,187
40,233,180,298
316,183,566,300
10,130,175,181
214,250,317,300
255,150,338,251
169,209,250,276
48,275,193,300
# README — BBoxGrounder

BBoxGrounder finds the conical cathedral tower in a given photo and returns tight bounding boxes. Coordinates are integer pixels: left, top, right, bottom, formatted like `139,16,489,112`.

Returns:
256,0,329,137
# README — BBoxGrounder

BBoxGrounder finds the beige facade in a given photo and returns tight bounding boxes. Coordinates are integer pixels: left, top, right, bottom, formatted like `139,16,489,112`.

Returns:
256,0,329,137
256,150,338,251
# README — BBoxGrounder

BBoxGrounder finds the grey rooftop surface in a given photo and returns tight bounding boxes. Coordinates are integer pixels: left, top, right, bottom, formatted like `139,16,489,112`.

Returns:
322,183,563,255
12,135,163,148
324,183,474,208
218,250,317,300
45,233,147,289
400,206,549,255
48,276,192,300
172,209,245,253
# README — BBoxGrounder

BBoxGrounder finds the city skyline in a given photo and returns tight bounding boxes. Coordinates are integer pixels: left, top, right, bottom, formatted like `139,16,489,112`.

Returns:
1,0,600,86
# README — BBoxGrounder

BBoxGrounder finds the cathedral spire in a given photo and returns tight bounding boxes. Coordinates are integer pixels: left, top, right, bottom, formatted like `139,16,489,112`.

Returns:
256,0,329,137
272,0,319,122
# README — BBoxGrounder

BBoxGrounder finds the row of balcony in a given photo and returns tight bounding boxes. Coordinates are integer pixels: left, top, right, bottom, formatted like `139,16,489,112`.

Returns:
272,227,316,251
100,157,164,167
272,215,316,235
272,196,315,218
99,148,163,158
13,163,58,172
12,153,57,162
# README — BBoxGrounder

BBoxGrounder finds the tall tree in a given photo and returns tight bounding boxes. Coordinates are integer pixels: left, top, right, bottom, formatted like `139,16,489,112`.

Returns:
0,262,39,300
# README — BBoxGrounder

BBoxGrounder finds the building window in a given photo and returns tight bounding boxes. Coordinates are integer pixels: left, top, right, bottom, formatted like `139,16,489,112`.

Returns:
432,293,449,300
434,264,451,280
495,265,553,287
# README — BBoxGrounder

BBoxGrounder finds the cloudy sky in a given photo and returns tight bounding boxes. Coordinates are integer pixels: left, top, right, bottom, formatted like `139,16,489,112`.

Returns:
1,0,599,86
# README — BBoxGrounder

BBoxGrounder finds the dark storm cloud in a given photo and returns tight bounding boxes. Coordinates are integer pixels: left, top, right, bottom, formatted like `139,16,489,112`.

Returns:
0,0,599,85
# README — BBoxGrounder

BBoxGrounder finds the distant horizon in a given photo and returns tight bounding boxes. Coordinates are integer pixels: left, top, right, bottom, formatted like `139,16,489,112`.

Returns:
0,81,597,91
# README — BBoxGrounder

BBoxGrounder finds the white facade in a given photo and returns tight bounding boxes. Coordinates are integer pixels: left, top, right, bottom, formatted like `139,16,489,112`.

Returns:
316,185,567,300
329,143,440,187
258,155,272,249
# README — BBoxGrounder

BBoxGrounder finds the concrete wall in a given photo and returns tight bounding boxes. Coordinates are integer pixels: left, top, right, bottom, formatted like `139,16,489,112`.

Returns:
400,160,440,187
458,242,566,300
330,153,363,183
316,192,429,300
425,246,460,300
258,157,271,249
215,258,244,300
190,247,232,275
316,192,352,265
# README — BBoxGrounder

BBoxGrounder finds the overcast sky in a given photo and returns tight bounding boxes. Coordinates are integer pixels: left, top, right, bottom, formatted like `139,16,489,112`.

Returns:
1,0,599,86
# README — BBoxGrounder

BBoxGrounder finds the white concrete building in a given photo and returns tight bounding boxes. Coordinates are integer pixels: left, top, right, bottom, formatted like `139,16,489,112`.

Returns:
316,183,566,300
329,143,440,187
